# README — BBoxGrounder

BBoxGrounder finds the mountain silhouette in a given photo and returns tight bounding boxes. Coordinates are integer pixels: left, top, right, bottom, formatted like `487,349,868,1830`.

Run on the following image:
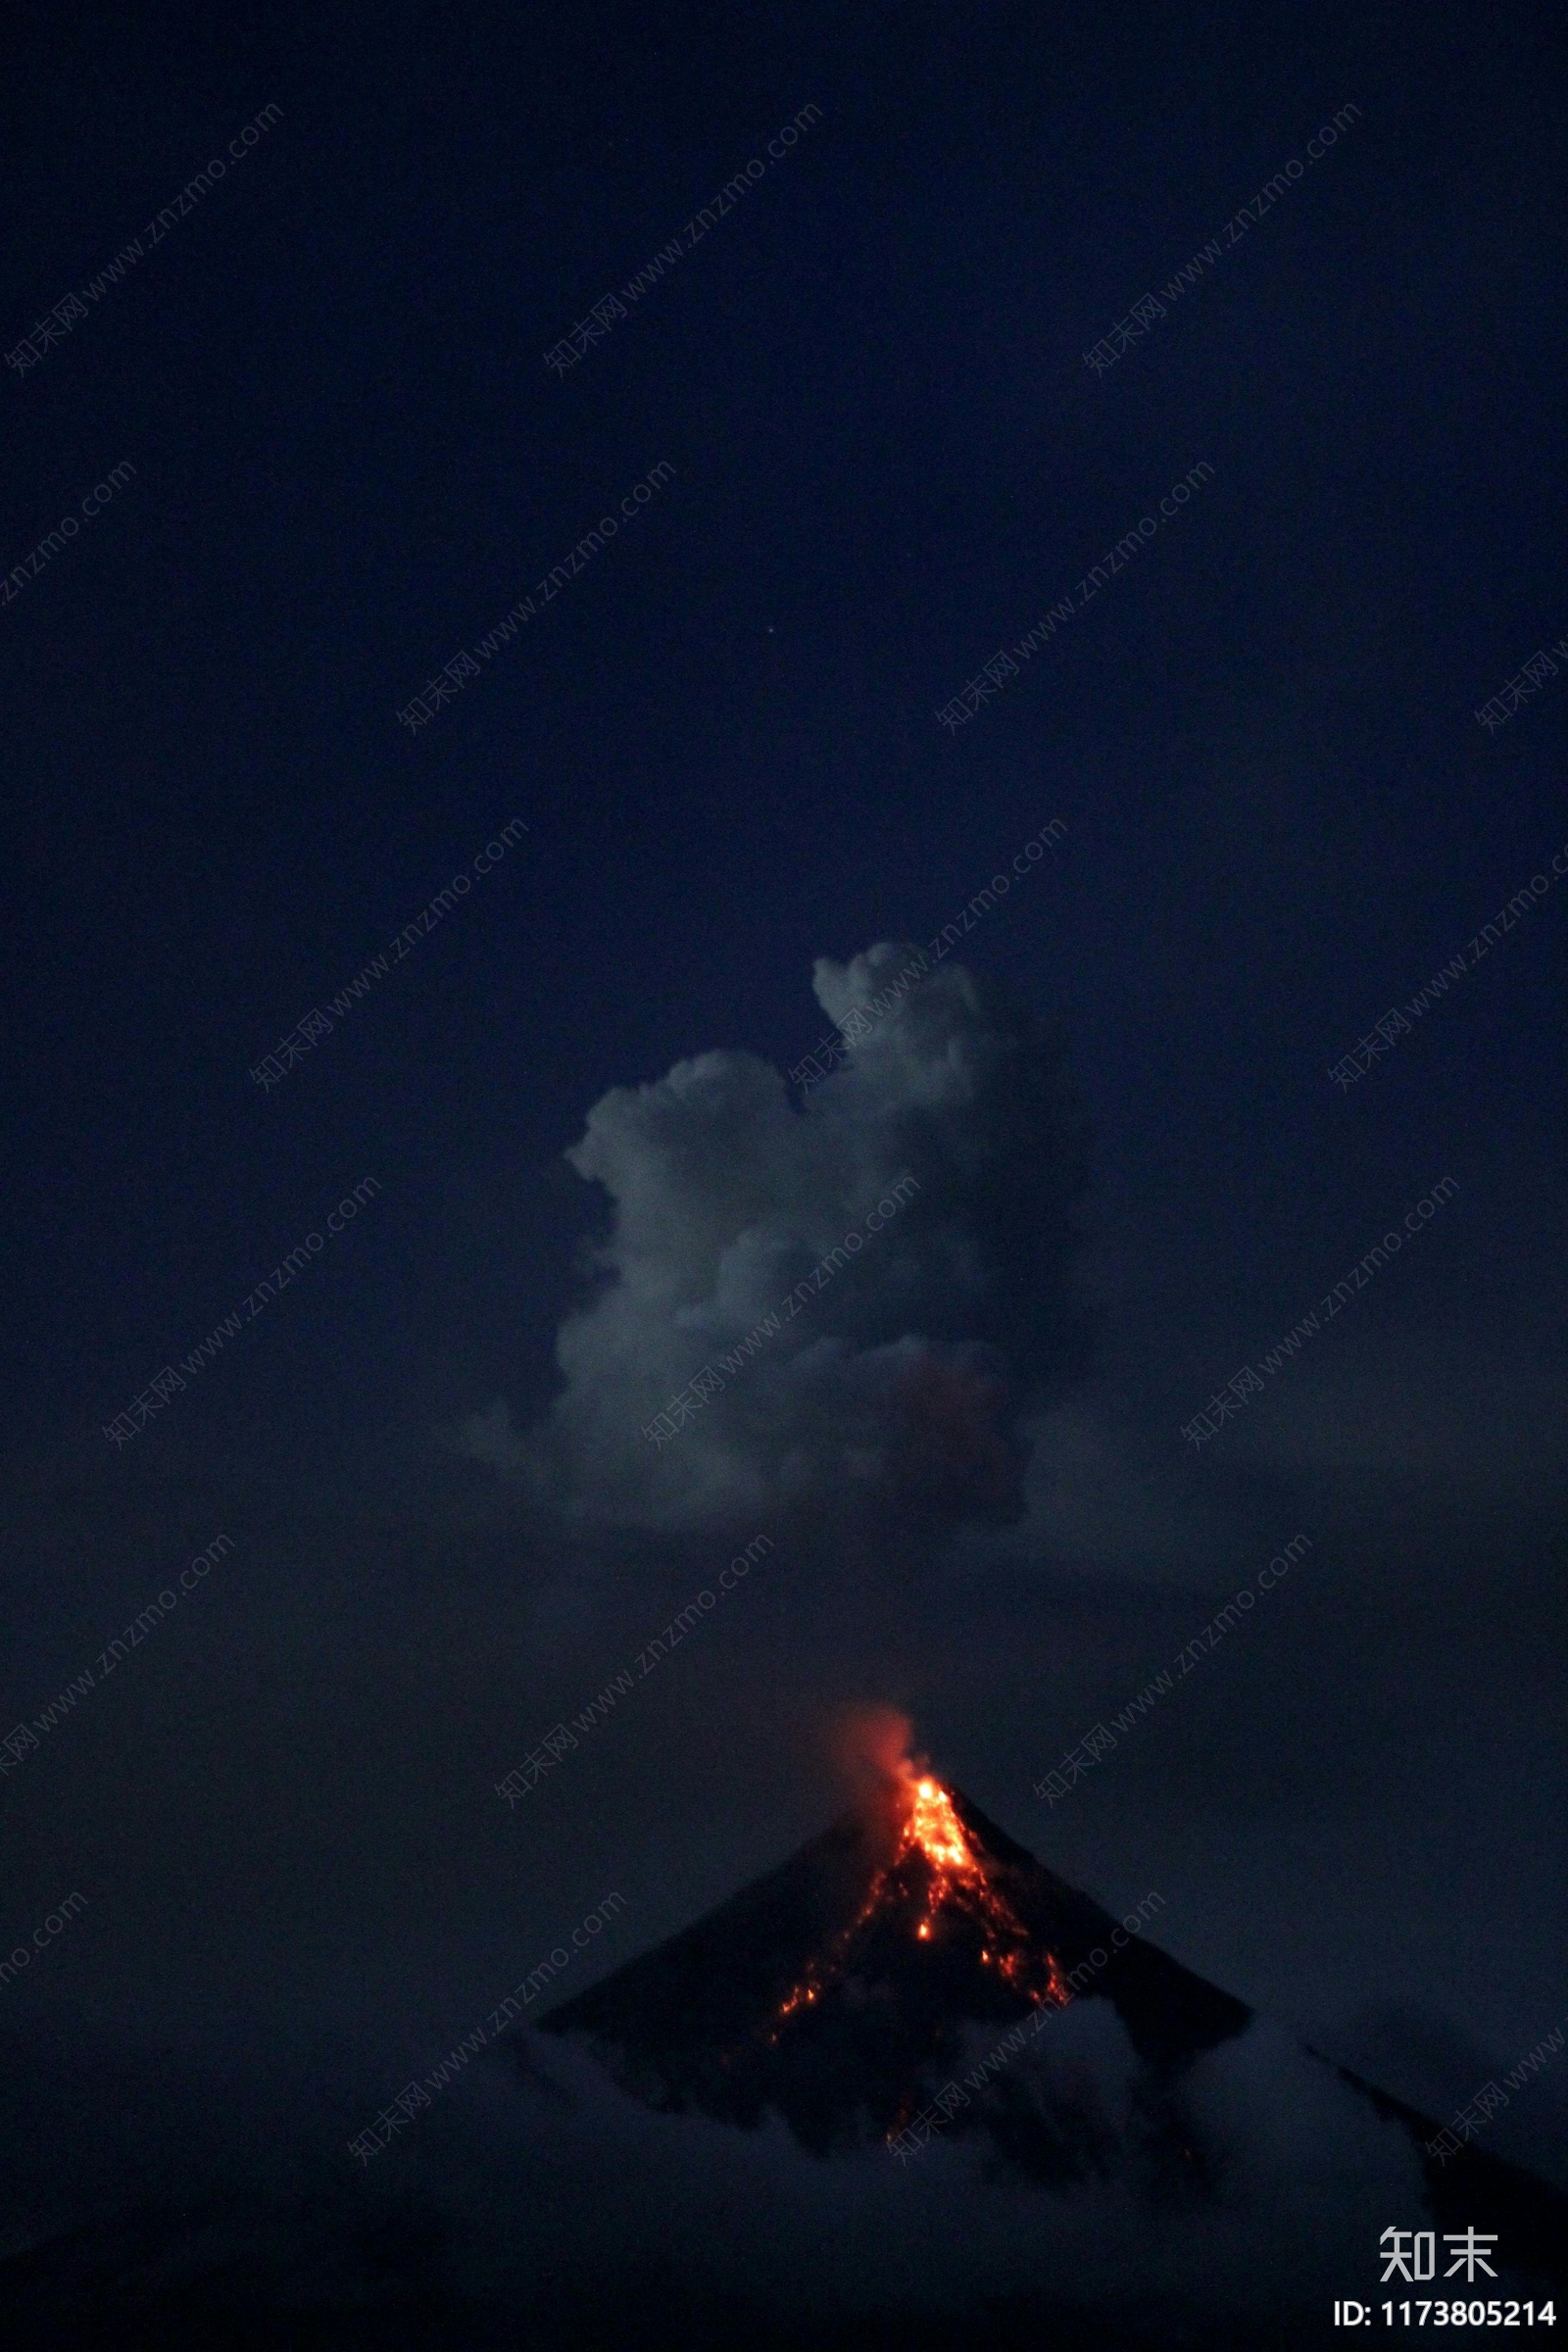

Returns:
542,1775,1250,2183
3,1778,1561,2347
542,1772,1568,2266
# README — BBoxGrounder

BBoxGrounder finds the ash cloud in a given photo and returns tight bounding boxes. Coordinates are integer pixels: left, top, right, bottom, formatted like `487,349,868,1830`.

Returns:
462,946,1093,1536
828,1701,921,1805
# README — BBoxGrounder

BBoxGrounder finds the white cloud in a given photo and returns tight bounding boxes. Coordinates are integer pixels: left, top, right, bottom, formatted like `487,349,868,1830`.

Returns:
462,946,1092,1534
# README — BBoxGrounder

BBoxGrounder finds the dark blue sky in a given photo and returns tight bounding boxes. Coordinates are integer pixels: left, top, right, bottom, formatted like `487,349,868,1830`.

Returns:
1,0,1564,2261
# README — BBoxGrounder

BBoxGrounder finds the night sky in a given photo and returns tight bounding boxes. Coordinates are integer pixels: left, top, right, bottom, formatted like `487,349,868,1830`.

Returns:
2,0,1564,2328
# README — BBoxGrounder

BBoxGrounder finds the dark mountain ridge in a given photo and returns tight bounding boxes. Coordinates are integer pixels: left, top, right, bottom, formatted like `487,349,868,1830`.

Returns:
542,1775,1568,2265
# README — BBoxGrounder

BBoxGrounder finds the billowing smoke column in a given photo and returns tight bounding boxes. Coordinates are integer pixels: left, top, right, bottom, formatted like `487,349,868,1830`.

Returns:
829,1701,924,1807
464,945,1092,1534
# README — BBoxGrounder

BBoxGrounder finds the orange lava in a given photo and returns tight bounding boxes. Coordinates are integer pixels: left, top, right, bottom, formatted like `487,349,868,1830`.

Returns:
899,1778,1066,2001
767,1774,1070,2039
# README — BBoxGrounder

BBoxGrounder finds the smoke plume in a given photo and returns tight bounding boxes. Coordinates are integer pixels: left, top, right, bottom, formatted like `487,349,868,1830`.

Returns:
462,945,1092,1535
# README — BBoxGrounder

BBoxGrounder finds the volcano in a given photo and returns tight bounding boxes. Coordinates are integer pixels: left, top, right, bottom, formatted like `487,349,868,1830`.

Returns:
541,1776,1249,2184
5,1778,1563,2349
540,1772,1568,2273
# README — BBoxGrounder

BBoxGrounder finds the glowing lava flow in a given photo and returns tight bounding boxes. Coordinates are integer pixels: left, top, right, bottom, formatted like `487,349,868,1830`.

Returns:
765,1776,1070,2041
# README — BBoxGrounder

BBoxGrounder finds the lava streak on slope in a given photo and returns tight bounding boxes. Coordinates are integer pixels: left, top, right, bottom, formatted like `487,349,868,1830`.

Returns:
765,1774,1070,2041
